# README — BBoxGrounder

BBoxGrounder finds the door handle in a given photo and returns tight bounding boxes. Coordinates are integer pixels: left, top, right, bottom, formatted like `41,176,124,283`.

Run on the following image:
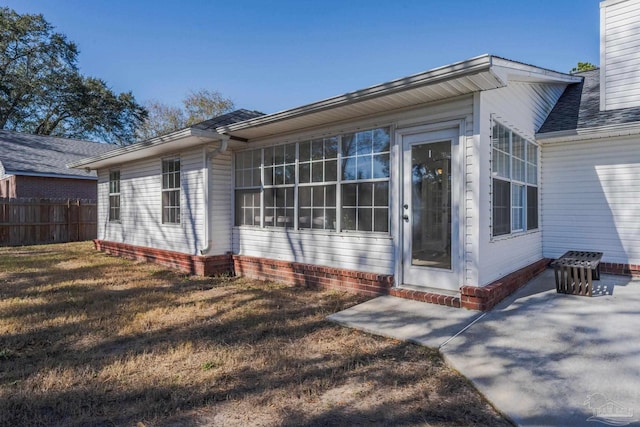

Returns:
403,215,409,222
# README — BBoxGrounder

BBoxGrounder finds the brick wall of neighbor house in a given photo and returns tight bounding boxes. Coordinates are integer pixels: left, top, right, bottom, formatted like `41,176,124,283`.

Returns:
14,176,98,199
0,175,16,198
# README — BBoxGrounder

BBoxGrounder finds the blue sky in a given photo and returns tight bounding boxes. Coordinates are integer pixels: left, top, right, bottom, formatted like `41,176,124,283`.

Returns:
4,0,602,114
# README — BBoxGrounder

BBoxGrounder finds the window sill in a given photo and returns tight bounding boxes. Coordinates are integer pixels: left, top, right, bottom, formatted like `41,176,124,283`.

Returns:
490,228,540,243
233,226,392,239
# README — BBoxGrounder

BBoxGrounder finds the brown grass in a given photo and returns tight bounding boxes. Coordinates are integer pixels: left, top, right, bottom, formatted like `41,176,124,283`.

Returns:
0,242,511,426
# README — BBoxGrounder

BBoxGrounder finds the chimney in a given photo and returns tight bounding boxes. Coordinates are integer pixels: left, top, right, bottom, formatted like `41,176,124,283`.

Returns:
600,0,640,111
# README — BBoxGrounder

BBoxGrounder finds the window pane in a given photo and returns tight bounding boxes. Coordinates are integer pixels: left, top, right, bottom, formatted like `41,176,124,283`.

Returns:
342,133,356,156
342,208,356,231
373,128,390,153
373,153,390,178
527,186,538,230
324,137,338,158
357,155,372,180
312,186,324,206
299,163,310,183
311,162,323,182
342,184,357,206
374,182,389,206
512,184,524,231
325,160,337,181
527,163,538,185
264,147,274,166
342,157,356,180
299,186,311,207
492,179,510,236
285,143,296,163
512,134,525,160
358,208,372,231
374,208,388,232
285,164,295,185
264,166,273,186
299,208,311,228
297,142,309,162
326,185,336,207
513,158,525,182
311,139,324,160
359,183,373,206
493,149,510,179
356,130,373,154
527,142,538,165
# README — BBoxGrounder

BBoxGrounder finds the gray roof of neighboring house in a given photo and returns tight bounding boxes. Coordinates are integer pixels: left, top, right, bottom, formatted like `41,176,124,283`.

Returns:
193,109,265,132
538,68,640,134
0,130,115,179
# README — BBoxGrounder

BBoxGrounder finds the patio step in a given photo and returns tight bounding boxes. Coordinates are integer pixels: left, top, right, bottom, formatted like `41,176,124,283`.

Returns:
389,287,461,308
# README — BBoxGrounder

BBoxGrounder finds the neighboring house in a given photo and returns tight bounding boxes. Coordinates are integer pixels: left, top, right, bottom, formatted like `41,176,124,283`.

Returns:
0,130,114,199
71,0,640,310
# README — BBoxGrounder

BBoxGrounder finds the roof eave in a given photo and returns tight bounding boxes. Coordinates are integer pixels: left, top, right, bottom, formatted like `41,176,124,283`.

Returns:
68,128,228,170
2,171,98,180
536,122,640,143
215,54,497,135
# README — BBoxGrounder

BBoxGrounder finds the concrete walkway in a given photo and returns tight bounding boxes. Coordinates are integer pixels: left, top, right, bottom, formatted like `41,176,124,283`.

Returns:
328,269,640,427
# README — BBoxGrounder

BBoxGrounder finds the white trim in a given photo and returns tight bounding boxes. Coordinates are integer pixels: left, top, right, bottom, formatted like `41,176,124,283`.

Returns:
394,120,465,291
69,128,227,169
536,122,640,143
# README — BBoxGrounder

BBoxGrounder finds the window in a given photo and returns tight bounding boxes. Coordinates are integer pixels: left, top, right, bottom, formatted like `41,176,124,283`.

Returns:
491,122,538,237
109,170,120,222
298,137,338,230
264,143,296,228
162,158,180,224
234,149,261,226
233,127,391,234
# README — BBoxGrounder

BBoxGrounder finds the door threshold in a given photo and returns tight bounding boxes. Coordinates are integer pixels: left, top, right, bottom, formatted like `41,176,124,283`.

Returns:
397,284,459,297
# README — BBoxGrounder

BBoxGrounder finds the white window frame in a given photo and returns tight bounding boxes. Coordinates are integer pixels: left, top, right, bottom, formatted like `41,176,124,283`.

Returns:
233,126,391,235
108,170,120,222
161,157,181,225
491,121,539,238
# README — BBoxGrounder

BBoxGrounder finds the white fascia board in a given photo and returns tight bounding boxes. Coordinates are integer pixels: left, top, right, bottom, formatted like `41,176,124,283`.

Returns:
490,57,582,84
68,128,227,170
536,121,640,143
216,54,496,134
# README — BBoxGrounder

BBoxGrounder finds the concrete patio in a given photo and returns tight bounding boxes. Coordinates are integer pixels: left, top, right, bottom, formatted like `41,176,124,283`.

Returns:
328,269,640,426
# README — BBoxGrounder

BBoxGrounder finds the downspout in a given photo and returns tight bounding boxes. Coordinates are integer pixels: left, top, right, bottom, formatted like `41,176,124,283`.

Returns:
200,136,229,255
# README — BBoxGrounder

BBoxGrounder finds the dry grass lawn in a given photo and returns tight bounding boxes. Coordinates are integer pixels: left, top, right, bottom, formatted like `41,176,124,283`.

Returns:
0,242,511,426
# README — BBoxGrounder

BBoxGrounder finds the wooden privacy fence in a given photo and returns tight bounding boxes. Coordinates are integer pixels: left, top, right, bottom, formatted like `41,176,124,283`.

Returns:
0,198,97,246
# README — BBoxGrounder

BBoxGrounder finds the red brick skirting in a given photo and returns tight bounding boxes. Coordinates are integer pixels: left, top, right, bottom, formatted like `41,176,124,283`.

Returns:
600,262,640,277
460,258,551,311
232,255,394,297
389,288,461,308
93,240,231,276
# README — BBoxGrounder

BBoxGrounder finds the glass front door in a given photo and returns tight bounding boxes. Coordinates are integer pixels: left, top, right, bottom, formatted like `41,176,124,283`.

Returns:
402,127,460,291
410,141,452,269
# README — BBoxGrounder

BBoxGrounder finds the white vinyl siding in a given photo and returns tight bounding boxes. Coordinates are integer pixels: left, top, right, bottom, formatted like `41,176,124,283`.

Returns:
542,136,640,265
601,0,640,110
472,82,566,287
233,227,394,275
97,147,205,255
235,96,474,275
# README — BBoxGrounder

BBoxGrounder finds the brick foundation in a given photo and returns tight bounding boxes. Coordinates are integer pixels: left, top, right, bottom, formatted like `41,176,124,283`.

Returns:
460,258,551,311
92,241,640,311
389,288,461,308
93,240,231,276
600,262,640,277
232,255,393,297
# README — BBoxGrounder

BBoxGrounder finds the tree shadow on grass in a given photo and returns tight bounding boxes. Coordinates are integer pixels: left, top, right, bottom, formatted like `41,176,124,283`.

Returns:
0,242,511,427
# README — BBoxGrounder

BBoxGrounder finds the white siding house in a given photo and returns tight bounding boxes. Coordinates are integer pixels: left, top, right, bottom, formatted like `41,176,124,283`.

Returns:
70,0,640,310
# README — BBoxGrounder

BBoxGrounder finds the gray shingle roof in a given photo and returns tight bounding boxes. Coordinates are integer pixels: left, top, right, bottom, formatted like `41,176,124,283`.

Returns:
0,130,115,179
193,109,265,132
538,69,640,134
